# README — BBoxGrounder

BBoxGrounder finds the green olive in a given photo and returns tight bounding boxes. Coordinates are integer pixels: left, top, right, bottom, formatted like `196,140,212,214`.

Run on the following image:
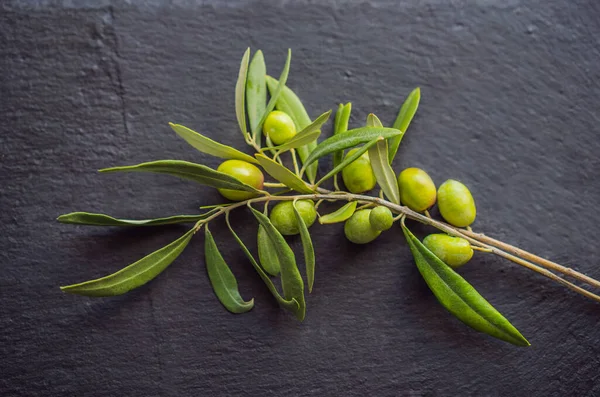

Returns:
341,149,377,194
437,179,476,227
423,234,474,268
263,110,297,145
270,200,316,236
369,206,394,232
216,160,264,201
344,209,381,244
397,167,436,212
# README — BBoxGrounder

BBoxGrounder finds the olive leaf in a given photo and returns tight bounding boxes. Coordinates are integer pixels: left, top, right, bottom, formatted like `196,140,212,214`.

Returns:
57,212,211,227
265,75,318,183
100,160,261,193
366,114,400,204
255,154,314,194
249,205,306,321
388,87,420,162
318,201,357,224
235,48,251,139
254,49,292,144
225,213,300,313
293,200,316,293
204,225,254,314
169,122,258,164
60,228,195,296
268,110,332,153
246,50,267,137
332,102,352,169
314,137,382,187
257,225,281,276
301,126,403,171
401,221,530,346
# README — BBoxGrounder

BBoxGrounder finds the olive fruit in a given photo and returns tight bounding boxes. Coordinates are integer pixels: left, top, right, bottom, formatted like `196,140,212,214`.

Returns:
263,110,297,145
369,206,394,232
423,234,474,268
341,149,377,194
270,200,316,236
344,209,381,244
216,160,264,201
397,167,436,212
437,179,476,227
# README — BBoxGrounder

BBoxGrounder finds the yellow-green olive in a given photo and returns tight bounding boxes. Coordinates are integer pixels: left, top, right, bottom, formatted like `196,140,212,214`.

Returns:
216,160,264,201
263,110,297,145
423,234,474,268
397,167,436,212
342,149,377,194
344,209,381,244
437,179,476,227
369,206,394,232
270,200,316,236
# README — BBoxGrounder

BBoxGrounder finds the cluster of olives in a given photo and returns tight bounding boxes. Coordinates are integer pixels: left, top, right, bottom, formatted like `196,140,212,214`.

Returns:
216,109,478,269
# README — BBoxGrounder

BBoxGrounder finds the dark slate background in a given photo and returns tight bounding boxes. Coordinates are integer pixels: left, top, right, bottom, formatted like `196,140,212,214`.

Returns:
2,0,600,396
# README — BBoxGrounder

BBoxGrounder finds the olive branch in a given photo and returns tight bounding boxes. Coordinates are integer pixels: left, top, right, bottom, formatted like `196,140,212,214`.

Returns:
57,48,600,347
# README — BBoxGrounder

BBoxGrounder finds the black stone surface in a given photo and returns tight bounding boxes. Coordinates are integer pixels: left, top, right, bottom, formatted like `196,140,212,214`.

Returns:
2,1,600,396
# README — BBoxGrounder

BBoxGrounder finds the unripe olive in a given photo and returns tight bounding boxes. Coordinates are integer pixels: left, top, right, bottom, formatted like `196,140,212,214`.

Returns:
217,160,264,201
263,110,297,145
342,149,377,194
270,200,316,236
423,234,474,268
397,167,436,212
369,206,394,232
344,209,381,244
437,179,476,227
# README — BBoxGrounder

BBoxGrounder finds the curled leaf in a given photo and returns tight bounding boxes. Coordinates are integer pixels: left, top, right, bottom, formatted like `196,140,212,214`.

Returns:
401,221,530,347
100,160,261,193
225,214,299,313
332,102,352,169
246,50,267,137
366,114,400,204
204,226,254,314
257,225,281,276
169,123,258,164
389,87,420,162
255,154,314,194
235,48,251,138
301,126,403,170
265,75,318,183
249,205,306,321
318,201,357,224
57,212,210,227
269,110,331,153
293,200,316,293
60,229,195,296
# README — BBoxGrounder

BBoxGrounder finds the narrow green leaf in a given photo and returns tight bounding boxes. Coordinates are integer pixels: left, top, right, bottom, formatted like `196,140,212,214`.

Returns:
254,50,292,143
389,87,420,162
293,200,316,293
235,48,251,138
318,201,357,224
204,226,254,314
269,110,331,153
366,114,400,204
100,160,260,193
314,137,382,187
255,154,314,194
225,214,299,313
246,50,267,138
332,102,352,169
257,225,281,276
169,123,258,164
401,222,530,347
60,229,195,296
57,212,209,227
301,126,403,171
265,75,318,183
249,205,306,321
